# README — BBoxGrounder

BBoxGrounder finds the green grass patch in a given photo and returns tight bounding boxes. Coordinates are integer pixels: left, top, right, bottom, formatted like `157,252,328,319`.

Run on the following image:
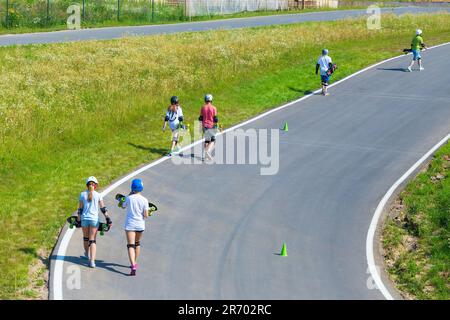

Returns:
0,13,450,299
383,142,450,300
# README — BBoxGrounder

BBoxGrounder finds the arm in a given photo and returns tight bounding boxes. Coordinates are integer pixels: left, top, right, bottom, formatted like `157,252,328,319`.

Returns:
77,200,83,222
99,199,112,225
143,209,149,219
163,114,169,131
315,63,320,75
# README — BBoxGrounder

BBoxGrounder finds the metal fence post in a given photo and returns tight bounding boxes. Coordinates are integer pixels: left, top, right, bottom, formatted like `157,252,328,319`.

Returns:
151,0,155,22
82,0,85,20
117,0,120,21
5,0,9,27
47,0,50,25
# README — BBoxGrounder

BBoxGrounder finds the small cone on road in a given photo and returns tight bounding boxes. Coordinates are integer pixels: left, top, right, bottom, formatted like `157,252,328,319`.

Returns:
282,122,288,131
280,243,288,257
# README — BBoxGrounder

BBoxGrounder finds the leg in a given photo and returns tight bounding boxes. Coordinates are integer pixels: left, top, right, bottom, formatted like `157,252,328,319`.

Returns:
82,227,89,256
88,226,98,265
135,231,144,263
126,231,136,266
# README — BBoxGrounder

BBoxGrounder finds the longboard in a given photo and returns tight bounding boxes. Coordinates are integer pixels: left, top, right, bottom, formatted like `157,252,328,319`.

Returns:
66,216,110,236
115,194,158,215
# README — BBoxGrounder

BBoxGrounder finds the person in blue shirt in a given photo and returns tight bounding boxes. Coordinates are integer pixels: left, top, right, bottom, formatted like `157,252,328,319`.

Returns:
315,49,333,96
77,176,111,268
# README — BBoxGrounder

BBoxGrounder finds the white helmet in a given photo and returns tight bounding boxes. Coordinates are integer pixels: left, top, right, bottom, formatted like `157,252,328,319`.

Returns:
416,29,422,35
86,176,98,185
205,94,213,102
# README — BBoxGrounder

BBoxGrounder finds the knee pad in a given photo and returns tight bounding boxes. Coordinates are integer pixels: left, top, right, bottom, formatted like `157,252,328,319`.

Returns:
135,241,141,247
83,237,89,242
127,244,136,249
88,240,96,247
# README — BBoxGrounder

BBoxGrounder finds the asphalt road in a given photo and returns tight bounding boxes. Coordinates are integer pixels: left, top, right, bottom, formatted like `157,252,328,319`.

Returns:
51,43,450,299
1,6,449,47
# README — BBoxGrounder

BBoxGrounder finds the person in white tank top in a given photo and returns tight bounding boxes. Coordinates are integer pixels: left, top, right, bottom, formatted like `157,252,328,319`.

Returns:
119,178,149,276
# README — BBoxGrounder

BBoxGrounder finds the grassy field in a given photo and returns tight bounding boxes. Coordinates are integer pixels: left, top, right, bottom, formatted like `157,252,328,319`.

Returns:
383,143,450,300
0,13,450,299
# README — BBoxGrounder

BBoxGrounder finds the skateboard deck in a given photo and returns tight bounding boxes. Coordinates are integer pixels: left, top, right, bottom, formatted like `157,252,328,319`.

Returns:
115,194,158,214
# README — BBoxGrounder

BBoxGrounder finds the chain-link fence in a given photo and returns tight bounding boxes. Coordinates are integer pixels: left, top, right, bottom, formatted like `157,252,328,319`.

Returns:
0,0,337,29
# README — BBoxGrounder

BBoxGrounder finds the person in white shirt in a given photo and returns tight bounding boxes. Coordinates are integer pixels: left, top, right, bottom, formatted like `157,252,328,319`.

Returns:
119,178,149,276
315,49,333,96
163,96,184,156
77,176,112,268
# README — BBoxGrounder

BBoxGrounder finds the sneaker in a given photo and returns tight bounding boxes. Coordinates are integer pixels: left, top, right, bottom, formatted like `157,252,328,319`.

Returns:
419,67,424,71
407,66,412,72
89,260,96,268
324,92,330,96
130,264,137,276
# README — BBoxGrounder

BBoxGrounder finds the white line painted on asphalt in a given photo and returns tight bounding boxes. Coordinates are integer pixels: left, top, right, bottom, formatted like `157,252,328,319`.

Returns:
53,41,450,300
366,133,450,300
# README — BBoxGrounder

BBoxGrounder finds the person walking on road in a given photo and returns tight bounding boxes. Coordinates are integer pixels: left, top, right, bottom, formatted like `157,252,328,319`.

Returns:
163,96,184,156
119,179,150,276
407,29,427,72
316,49,334,96
199,94,219,161
77,176,112,268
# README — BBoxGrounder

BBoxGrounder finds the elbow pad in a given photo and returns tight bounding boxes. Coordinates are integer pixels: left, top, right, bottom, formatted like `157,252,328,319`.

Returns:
198,115,203,121
178,116,184,122
100,207,107,214
213,116,218,123
164,115,169,121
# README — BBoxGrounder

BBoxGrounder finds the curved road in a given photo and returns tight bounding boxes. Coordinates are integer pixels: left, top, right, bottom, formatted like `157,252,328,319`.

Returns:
50,42,450,299
1,6,449,46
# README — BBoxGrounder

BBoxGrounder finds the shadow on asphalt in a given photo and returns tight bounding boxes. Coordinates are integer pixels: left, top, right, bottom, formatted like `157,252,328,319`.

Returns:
377,67,407,72
50,255,131,276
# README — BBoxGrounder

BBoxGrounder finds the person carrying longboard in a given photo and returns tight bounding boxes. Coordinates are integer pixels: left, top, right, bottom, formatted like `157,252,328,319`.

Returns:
77,176,112,268
118,179,150,276
407,29,426,72
199,94,218,161
163,96,184,156
315,49,335,96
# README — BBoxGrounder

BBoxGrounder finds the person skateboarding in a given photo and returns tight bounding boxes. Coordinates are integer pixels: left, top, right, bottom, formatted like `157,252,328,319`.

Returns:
119,179,150,276
163,96,184,156
77,176,112,268
199,94,218,161
407,29,426,72
315,49,333,96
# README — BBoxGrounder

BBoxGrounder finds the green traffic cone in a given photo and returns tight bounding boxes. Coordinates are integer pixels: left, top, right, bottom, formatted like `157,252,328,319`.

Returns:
283,122,288,131
280,243,288,257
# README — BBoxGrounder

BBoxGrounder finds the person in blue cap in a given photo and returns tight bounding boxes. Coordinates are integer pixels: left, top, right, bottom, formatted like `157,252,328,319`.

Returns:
119,178,150,276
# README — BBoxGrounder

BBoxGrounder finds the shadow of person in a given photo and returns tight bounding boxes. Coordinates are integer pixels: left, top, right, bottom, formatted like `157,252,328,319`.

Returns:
377,67,407,72
95,260,130,276
127,142,168,156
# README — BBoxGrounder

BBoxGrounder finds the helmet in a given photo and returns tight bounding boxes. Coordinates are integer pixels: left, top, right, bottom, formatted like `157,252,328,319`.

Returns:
204,94,213,102
86,176,98,185
322,48,329,55
170,96,179,105
416,29,422,35
131,179,144,192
